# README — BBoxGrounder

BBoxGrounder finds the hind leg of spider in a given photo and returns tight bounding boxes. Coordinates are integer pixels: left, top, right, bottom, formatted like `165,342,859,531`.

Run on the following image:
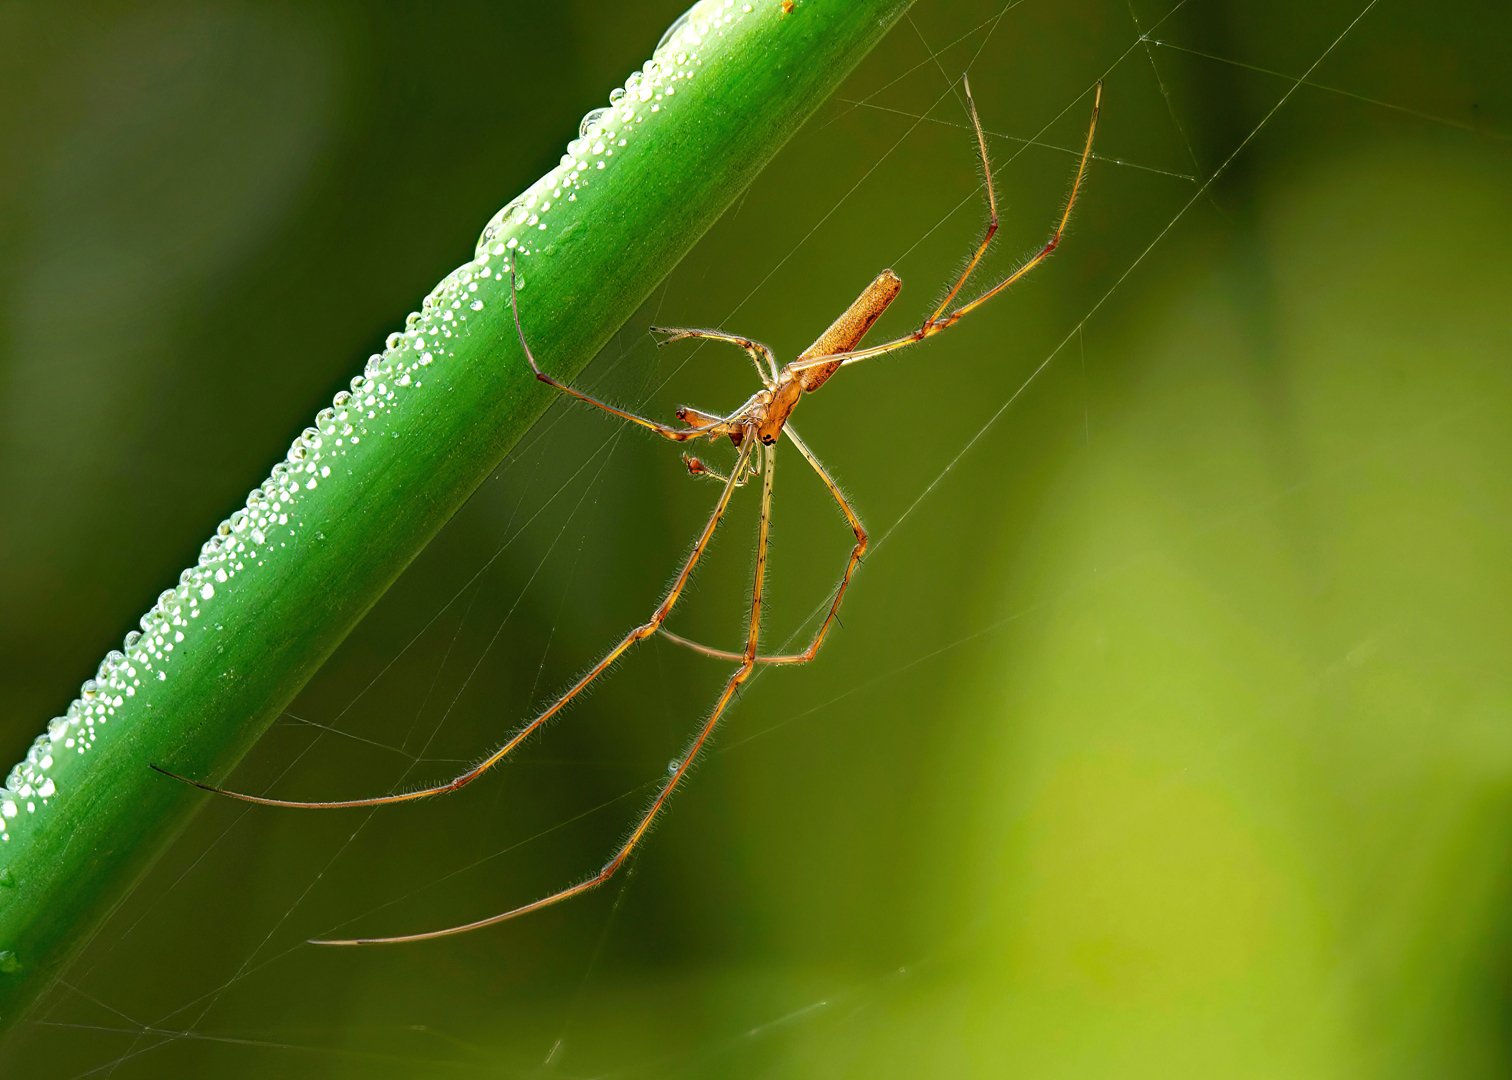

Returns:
649,326,778,385
660,425,863,666
312,444,778,945
153,440,757,810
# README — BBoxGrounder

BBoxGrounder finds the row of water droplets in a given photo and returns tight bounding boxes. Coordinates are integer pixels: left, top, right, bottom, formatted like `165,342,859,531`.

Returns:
0,0,753,842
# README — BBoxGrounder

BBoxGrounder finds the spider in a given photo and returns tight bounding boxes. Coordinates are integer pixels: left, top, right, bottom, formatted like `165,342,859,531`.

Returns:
157,76,1101,944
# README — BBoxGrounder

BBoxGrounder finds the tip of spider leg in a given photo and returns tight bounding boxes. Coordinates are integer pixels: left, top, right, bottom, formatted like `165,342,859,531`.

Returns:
149,763,199,788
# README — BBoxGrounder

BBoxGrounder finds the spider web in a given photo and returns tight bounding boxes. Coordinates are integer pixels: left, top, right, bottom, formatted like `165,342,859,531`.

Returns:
11,0,1511,1075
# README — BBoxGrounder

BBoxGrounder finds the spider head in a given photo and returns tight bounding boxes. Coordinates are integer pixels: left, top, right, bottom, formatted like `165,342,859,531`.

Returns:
754,378,802,446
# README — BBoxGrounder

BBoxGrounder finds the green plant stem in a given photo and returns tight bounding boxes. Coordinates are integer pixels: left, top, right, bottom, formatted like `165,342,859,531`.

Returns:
0,0,913,1030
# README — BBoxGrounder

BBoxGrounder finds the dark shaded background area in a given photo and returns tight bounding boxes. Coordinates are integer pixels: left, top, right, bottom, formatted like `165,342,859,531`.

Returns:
2,0,1509,1076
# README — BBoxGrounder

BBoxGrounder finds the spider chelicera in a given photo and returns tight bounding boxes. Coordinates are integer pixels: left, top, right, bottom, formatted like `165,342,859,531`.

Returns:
159,76,1102,944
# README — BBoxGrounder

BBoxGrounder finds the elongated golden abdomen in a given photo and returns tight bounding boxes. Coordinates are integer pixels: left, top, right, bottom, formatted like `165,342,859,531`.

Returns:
794,269,902,392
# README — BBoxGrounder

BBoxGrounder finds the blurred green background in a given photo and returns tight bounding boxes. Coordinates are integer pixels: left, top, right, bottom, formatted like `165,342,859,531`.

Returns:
2,0,1509,1076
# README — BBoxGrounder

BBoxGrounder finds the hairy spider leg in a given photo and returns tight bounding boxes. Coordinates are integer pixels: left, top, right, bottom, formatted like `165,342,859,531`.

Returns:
513,273,726,442
649,326,780,386
790,81,1102,377
681,452,755,486
926,73,999,324
312,442,778,944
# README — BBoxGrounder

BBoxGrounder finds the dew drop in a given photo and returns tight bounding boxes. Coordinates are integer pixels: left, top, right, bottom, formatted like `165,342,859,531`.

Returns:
579,107,611,138
655,7,694,57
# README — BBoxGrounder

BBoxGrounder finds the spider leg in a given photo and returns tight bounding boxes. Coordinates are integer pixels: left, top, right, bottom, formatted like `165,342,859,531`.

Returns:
659,425,864,666
650,326,779,386
312,444,777,944
789,82,1102,377
510,272,711,441
929,81,1101,328
681,452,751,487
154,439,757,810
925,74,999,325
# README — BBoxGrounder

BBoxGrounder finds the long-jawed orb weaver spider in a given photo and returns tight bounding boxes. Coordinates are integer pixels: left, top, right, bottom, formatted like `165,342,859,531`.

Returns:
157,76,1101,945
